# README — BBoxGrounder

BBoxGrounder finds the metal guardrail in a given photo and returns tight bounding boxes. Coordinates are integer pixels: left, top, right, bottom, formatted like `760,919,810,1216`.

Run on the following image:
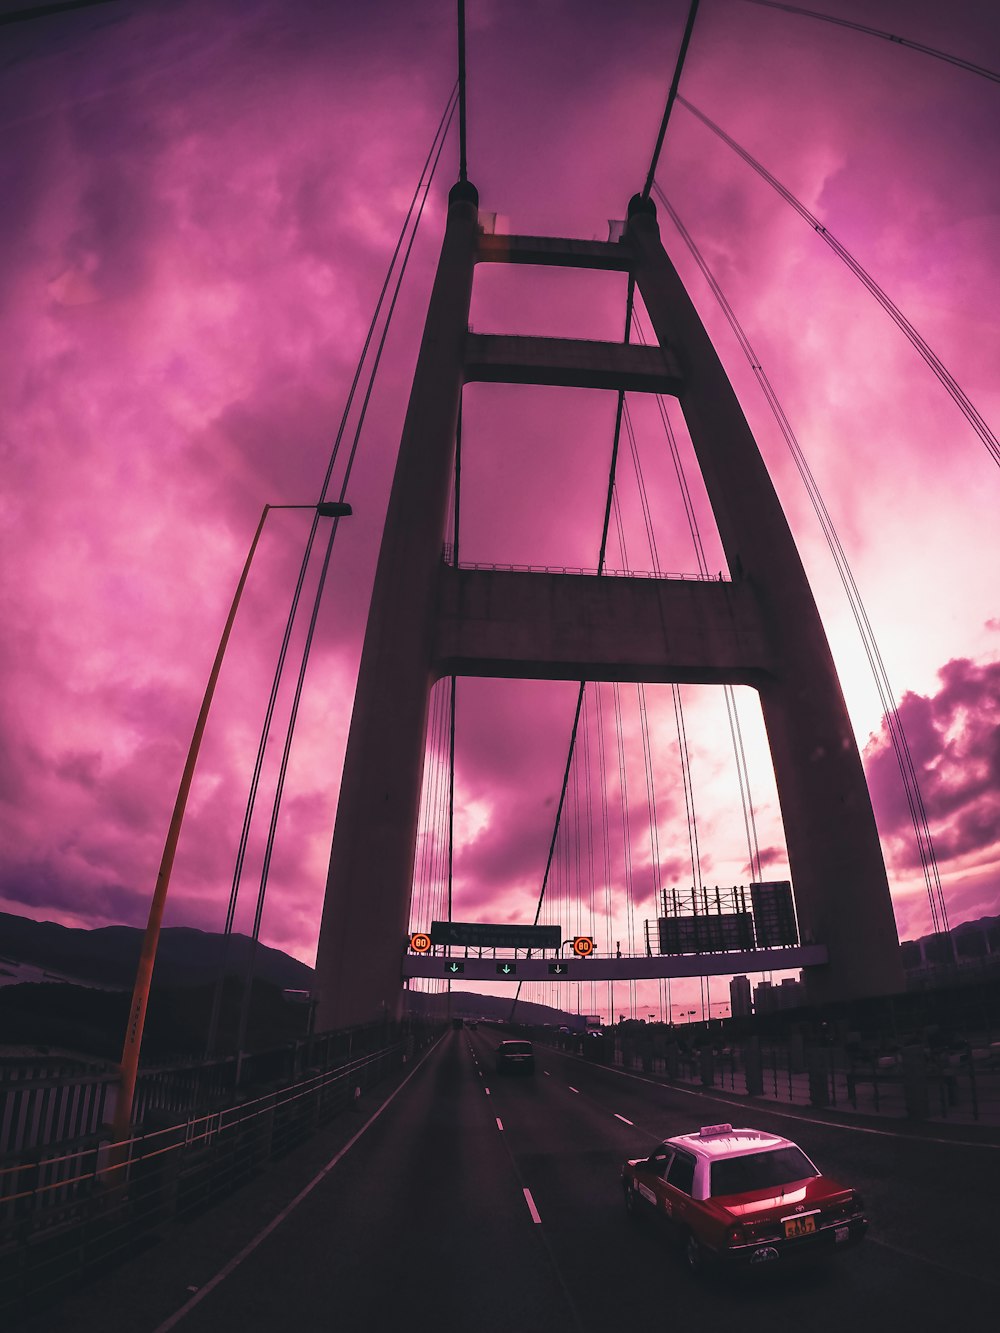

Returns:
0,1022,442,1320
536,1030,1000,1126
0,1024,405,1161
606,1037,1000,1125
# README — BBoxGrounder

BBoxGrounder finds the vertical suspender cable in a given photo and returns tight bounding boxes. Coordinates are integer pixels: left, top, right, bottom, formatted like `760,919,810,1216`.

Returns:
510,281,638,1020
511,0,706,1023
448,402,463,929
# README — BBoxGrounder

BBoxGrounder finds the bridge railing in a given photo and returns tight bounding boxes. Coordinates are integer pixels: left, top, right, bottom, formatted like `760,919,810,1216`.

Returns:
0,1019,442,1320
607,1035,1000,1125
0,1021,403,1162
535,1029,1000,1125
439,544,723,582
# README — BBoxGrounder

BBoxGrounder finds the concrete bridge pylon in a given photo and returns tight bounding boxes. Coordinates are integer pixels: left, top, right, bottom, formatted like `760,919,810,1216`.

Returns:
312,184,903,1032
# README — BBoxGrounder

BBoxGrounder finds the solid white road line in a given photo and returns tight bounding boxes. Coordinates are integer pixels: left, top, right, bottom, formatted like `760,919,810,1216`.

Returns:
523,1187,542,1224
151,1037,442,1332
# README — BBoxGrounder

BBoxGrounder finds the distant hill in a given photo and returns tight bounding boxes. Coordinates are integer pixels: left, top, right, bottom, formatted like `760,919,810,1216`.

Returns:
404,987,584,1028
0,911,584,1034
0,910,313,992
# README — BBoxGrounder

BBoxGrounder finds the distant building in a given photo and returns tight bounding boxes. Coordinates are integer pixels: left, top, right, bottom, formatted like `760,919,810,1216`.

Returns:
753,975,804,1013
729,975,752,1017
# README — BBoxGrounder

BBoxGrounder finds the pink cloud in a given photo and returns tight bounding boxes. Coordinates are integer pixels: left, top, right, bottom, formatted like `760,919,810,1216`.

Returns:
865,657,1000,876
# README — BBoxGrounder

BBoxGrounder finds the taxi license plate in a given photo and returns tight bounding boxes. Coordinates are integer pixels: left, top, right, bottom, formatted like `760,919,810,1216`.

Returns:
783,1217,816,1239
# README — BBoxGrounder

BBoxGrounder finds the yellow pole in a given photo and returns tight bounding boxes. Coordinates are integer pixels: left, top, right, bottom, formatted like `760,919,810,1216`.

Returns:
112,503,274,1142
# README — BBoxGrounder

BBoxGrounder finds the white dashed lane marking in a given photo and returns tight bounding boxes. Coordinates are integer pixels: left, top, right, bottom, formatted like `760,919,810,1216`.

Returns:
496,1117,504,1132
523,1188,542,1224
614,1113,634,1125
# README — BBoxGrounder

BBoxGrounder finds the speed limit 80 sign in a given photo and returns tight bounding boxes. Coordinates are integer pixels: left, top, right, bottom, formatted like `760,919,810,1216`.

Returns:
572,936,594,957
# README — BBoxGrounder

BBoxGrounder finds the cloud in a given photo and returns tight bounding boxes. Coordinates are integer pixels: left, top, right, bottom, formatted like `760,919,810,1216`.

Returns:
1,0,999,1006
865,657,1000,872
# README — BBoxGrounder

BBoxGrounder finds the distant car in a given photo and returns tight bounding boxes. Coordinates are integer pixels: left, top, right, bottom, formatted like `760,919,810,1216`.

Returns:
621,1123,867,1272
495,1039,535,1075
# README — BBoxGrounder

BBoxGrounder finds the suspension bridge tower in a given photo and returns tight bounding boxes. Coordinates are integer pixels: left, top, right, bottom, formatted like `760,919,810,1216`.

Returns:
312,181,904,1031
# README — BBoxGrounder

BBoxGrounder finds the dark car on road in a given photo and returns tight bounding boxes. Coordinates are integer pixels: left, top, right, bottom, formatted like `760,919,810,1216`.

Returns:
495,1039,535,1075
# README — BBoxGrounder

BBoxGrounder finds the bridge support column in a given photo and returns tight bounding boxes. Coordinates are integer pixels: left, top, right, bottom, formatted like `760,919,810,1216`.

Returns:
624,194,903,1004
313,183,480,1032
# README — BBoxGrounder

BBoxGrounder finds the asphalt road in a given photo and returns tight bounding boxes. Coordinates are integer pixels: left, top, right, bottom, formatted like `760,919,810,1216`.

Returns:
24,1028,1000,1332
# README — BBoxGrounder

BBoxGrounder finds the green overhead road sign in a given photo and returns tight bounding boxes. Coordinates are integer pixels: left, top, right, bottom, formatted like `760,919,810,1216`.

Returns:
431,921,561,950
445,961,465,975
496,962,517,976
548,962,569,976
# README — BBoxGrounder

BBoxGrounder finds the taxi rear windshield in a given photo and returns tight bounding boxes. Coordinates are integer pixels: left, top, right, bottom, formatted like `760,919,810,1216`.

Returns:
709,1147,818,1197
502,1041,533,1054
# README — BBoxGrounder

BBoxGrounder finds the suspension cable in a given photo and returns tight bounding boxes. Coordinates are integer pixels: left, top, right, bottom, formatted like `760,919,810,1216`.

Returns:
214,83,457,953
612,680,638,965
581,690,597,978
511,275,643,1018
654,183,949,936
210,89,459,1051
595,684,615,963
432,681,452,943
239,90,459,1001
447,398,463,928
616,485,703,907
457,0,469,181
629,315,763,880
676,96,1000,470
740,0,1000,85
642,0,702,199
414,683,447,940
206,86,458,1049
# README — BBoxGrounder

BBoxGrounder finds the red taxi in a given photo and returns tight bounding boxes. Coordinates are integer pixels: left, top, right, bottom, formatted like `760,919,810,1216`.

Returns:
621,1122,867,1271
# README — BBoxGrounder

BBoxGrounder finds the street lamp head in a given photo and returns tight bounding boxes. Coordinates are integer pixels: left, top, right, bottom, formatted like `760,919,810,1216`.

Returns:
317,501,352,518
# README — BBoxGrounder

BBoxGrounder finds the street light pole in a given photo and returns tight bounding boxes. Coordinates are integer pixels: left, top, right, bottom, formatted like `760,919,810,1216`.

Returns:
111,500,350,1144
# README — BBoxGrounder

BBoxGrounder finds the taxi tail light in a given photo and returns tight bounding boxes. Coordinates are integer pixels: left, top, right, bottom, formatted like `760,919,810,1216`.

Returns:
827,1190,865,1222
725,1225,745,1248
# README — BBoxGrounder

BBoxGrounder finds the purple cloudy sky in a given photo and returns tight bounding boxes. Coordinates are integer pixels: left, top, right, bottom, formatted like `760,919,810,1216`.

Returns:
1,0,998,1018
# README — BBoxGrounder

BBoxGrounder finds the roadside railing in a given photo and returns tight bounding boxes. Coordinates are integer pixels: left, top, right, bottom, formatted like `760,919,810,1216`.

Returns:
0,1021,442,1320
540,1031,1000,1126
612,1038,1000,1125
